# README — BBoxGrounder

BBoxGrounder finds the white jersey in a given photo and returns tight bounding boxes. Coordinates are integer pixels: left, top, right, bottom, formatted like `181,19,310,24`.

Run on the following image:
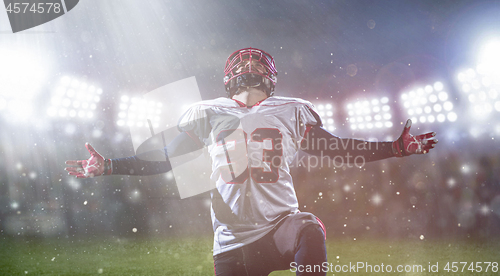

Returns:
178,96,321,255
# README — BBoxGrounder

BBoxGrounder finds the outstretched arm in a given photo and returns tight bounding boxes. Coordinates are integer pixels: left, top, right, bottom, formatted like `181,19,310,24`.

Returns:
301,119,437,162
391,119,437,156
65,131,203,178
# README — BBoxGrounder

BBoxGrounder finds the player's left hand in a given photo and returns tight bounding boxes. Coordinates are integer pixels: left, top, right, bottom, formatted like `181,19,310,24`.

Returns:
392,119,438,157
65,143,111,178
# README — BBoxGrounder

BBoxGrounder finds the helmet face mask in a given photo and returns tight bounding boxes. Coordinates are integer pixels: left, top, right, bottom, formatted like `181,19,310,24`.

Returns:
224,48,278,98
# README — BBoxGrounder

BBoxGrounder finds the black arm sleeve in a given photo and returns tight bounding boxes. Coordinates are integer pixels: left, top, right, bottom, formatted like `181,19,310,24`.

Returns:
300,126,395,163
111,131,204,175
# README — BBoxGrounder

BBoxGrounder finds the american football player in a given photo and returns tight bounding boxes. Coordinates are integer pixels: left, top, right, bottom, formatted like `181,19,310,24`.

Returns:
66,48,438,276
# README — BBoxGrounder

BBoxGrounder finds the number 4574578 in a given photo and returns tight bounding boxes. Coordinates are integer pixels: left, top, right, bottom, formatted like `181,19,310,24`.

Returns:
443,262,498,273
6,3,62,14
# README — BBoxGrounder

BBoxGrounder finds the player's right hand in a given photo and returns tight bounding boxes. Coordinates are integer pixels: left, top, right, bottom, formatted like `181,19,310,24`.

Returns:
65,143,109,178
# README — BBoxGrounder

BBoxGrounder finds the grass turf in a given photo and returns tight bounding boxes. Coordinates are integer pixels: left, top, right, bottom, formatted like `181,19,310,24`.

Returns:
1,236,499,275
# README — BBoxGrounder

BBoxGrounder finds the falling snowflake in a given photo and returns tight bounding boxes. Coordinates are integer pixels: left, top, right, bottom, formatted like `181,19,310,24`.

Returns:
461,165,470,174
480,205,490,215
447,178,456,188
343,185,351,192
371,194,382,205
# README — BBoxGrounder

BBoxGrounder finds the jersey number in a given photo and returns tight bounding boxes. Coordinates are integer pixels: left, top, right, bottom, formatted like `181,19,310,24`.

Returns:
217,128,283,184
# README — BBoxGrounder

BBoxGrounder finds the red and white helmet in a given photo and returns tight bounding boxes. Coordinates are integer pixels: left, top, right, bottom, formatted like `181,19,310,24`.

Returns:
223,48,278,97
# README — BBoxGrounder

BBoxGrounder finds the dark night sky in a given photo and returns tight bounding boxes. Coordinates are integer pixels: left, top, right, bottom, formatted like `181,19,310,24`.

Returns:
1,0,500,119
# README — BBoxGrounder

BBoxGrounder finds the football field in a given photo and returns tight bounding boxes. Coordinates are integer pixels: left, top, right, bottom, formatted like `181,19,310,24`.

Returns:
1,236,499,275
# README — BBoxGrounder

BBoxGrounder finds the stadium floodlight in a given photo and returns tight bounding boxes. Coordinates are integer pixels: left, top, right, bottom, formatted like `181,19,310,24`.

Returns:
456,39,500,121
47,76,102,120
400,82,457,124
346,96,393,131
477,39,500,79
315,102,336,132
116,95,163,129
457,65,500,120
0,48,48,100
0,48,50,125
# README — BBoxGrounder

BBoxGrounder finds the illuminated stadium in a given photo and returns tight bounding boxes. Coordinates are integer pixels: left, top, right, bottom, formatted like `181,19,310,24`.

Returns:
1,1,500,275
